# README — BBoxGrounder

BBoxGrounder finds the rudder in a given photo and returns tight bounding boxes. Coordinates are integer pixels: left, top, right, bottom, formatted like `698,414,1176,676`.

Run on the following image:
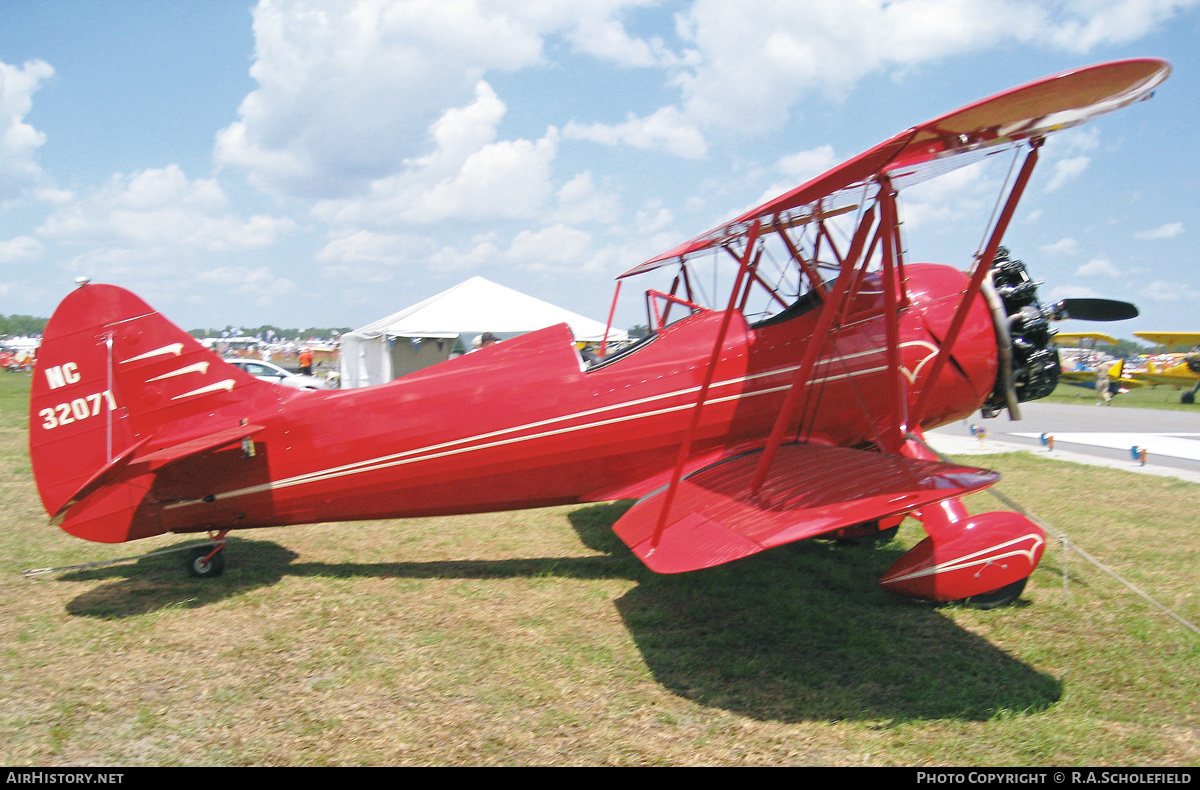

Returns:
29,282,272,542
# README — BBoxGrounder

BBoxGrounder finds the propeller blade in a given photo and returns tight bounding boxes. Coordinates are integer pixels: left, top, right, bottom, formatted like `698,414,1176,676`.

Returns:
1053,298,1139,322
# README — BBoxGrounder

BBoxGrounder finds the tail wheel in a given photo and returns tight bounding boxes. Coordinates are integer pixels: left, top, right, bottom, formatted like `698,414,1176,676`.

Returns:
962,577,1027,609
186,546,226,578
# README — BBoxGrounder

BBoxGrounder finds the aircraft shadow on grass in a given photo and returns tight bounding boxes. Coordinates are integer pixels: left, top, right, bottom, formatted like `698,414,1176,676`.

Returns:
574,504,1063,723
60,500,1060,723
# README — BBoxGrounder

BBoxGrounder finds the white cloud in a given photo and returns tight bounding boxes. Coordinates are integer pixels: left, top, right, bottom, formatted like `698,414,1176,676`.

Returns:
1074,257,1119,277
1044,0,1195,52
0,58,54,202
312,82,560,226
897,157,998,231
668,0,1186,132
552,171,624,226
569,0,1195,153
195,266,299,305
562,2,680,67
1041,237,1079,256
0,236,44,265
421,224,601,275
1047,283,1100,300
315,229,438,282
215,0,550,199
415,132,559,221
748,145,841,207
213,0,1197,194
428,236,504,273
1044,155,1091,192
633,200,674,234
507,223,595,271
1135,222,1184,240
563,106,707,159
1040,127,1099,191
777,145,839,183
1053,126,1101,155
317,229,425,265
38,165,295,251
1141,278,1200,302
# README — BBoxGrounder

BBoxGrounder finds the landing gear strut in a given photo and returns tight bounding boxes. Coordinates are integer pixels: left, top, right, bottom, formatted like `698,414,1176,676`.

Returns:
832,517,902,546
185,531,228,578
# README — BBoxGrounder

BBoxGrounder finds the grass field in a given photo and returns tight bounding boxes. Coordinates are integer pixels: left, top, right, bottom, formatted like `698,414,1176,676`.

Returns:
1044,380,1200,410
1,372,1196,766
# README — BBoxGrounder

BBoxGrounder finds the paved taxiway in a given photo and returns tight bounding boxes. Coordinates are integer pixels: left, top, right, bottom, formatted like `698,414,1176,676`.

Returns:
925,401,1200,485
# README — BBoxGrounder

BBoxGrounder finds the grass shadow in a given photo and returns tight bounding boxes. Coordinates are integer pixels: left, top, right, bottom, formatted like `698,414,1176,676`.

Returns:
58,502,1061,724
61,537,297,618
614,540,1062,723
569,501,1062,723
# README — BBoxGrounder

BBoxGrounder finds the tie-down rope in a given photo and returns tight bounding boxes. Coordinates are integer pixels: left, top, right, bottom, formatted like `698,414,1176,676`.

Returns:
906,432,1200,639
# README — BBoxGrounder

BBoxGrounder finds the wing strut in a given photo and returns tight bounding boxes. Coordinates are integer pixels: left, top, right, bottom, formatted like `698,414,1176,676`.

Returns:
877,178,910,454
910,139,1043,426
748,203,879,494
776,223,828,299
649,220,762,554
599,280,622,358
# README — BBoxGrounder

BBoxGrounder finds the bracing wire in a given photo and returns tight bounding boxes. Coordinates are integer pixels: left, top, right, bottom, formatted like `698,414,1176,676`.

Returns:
976,146,1022,260
906,431,1200,639
22,540,223,579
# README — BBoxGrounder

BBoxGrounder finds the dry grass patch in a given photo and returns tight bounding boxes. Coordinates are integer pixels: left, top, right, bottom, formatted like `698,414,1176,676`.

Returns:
0,374,1196,765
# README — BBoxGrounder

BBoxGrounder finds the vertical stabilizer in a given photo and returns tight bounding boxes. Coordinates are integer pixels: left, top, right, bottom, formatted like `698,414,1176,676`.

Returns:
29,283,273,542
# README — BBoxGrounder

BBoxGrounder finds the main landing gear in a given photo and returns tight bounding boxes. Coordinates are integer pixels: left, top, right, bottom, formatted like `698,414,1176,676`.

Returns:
876,434,1046,608
185,531,229,578
840,517,1032,609
963,578,1029,610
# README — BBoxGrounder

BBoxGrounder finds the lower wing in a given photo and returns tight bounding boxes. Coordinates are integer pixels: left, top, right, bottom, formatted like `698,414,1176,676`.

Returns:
613,443,998,573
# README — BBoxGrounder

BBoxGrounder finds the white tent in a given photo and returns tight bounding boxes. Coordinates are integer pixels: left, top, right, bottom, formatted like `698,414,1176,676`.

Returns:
339,276,628,388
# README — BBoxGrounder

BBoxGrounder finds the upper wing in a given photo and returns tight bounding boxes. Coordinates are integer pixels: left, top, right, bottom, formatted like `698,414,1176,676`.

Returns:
1134,332,1200,348
612,444,998,573
606,59,1168,575
1129,368,1199,385
620,58,1169,278
1054,332,1120,345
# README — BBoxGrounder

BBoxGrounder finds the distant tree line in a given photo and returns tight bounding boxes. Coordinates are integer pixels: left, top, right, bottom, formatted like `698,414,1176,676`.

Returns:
0,314,47,337
189,325,352,342
1055,337,1155,359
1108,339,1155,359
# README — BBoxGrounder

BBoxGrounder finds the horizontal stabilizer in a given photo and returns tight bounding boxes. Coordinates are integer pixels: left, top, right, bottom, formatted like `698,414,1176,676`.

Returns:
131,424,263,468
613,444,999,574
52,424,263,523
51,438,150,519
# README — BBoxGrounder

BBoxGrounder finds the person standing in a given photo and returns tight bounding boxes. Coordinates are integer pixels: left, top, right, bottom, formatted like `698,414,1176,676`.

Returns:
299,347,314,376
1095,361,1112,405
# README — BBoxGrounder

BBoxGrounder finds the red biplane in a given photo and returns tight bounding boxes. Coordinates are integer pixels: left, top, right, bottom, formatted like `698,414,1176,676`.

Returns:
30,59,1167,605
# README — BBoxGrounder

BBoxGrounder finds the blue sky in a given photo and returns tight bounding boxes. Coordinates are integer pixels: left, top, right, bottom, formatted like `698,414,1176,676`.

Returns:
1,0,1198,338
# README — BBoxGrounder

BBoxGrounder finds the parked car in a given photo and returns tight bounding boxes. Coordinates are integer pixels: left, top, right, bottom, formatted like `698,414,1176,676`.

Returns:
225,359,331,390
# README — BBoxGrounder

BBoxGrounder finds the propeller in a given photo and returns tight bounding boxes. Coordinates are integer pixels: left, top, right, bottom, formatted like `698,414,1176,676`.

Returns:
983,249,1142,420
1052,298,1139,322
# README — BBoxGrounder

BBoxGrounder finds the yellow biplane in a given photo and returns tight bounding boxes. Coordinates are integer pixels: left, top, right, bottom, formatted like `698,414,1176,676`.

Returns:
1055,332,1143,397
1129,332,1200,403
